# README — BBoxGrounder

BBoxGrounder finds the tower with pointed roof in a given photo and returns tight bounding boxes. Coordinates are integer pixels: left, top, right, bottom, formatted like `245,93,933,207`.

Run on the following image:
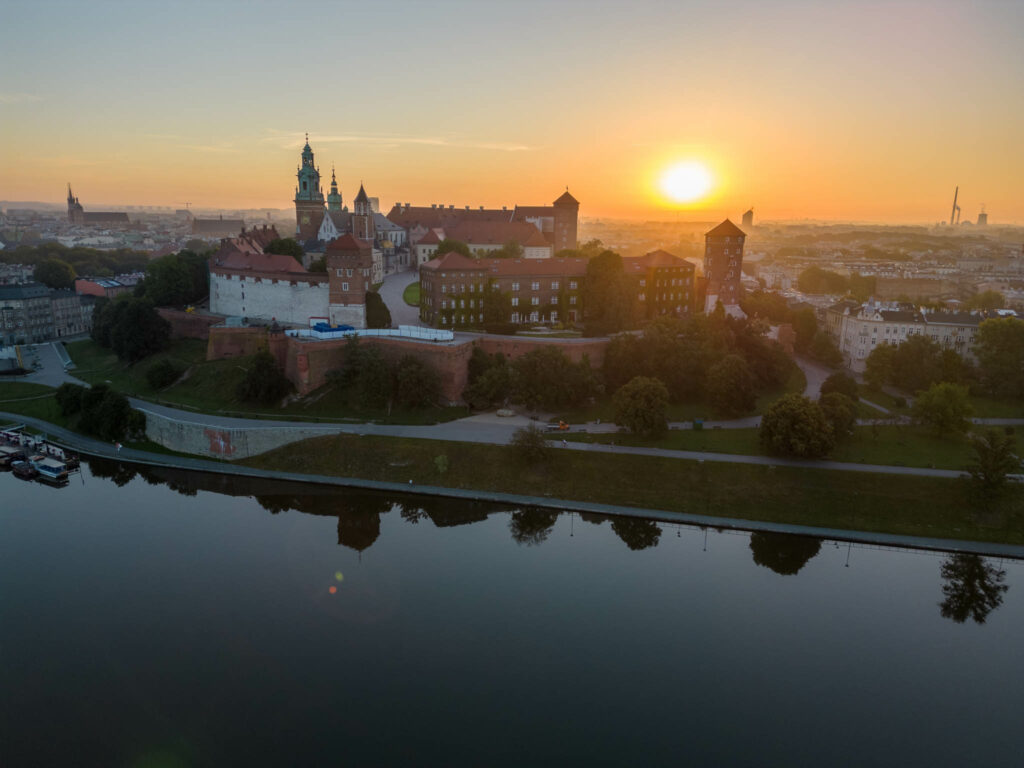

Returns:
552,188,579,253
67,184,84,224
702,219,746,313
294,134,326,241
327,165,343,212
351,183,375,241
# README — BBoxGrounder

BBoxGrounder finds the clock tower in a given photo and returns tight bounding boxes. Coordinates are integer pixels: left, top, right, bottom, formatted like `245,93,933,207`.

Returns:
294,134,325,241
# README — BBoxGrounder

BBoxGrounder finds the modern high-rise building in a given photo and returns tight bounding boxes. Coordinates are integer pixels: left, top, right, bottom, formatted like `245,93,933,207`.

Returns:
702,219,746,313
741,208,754,227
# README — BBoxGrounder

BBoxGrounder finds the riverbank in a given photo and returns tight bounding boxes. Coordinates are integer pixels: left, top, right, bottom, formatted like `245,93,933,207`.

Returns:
7,408,1020,554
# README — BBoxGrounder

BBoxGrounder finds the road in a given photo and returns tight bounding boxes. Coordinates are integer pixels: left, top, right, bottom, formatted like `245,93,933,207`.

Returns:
377,269,421,327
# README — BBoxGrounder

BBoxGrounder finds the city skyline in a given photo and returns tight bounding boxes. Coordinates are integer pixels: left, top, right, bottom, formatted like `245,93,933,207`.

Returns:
2,0,1022,224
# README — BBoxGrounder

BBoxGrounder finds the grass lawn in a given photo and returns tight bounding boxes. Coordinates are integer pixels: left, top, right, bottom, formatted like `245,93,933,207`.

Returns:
66,338,468,424
0,382,69,429
562,424,1012,471
0,381,56,401
402,281,420,306
240,433,1024,546
967,396,1024,419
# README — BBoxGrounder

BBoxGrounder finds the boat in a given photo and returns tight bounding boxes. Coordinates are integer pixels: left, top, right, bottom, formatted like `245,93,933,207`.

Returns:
0,445,26,468
10,460,38,480
32,455,69,485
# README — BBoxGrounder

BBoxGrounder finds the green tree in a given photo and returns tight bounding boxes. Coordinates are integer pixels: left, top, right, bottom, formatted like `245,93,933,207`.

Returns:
912,382,972,436
394,355,440,408
974,317,1024,400
97,296,171,361
808,331,843,367
55,382,86,416
365,291,392,329
489,240,524,259
512,347,598,410
76,384,144,442
890,335,944,393
749,532,822,575
613,376,669,437
864,343,897,390
939,554,1008,625
464,361,512,409
818,392,857,440
509,424,552,465
582,250,636,336
33,258,76,290
797,266,848,294
265,237,304,263
707,354,756,417
435,238,471,258
308,256,327,273
760,393,835,458
142,250,209,306
236,349,293,405
820,372,859,401
791,307,817,350
965,429,1022,506
356,346,393,409
145,359,184,390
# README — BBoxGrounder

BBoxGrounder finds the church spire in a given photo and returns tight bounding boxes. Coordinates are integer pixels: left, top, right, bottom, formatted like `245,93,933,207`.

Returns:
327,163,343,211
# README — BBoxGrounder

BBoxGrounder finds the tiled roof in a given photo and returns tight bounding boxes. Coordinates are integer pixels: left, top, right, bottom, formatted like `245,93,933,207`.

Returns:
193,218,245,235
422,253,588,277
0,282,52,300
705,219,746,239
512,205,554,219
632,249,693,269
554,189,579,206
326,233,370,251
386,205,512,230
417,229,441,245
446,220,550,248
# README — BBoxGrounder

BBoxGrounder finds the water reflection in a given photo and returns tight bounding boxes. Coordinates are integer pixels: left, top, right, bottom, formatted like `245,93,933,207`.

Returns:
939,554,1009,625
79,457,1017,627
749,532,823,576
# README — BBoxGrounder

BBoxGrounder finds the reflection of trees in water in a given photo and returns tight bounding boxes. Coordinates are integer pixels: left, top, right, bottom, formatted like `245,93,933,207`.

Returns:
509,508,559,546
939,554,1009,625
398,497,493,528
749,532,822,575
87,457,140,487
610,518,662,550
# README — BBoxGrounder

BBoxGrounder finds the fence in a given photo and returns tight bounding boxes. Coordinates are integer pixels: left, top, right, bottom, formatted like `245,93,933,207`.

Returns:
285,325,455,343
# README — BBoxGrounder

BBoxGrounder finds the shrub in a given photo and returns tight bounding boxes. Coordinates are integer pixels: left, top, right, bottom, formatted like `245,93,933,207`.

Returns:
820,372,858,401
145,359,184,390
613,376,669,437
236,350,293,405
760,393,835,458
818,392,857,440
510,424,551,465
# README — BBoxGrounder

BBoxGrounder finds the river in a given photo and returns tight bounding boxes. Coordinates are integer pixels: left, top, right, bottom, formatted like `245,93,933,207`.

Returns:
1,459,1021,767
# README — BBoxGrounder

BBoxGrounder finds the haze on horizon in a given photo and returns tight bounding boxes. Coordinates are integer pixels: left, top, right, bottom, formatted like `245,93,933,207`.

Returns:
1,0,1022,225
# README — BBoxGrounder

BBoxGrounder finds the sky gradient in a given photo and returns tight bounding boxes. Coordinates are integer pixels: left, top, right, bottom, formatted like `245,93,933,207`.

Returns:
2,0,1022,224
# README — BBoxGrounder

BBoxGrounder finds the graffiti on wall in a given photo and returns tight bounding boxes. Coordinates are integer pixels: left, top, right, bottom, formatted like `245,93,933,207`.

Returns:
204,428,236,456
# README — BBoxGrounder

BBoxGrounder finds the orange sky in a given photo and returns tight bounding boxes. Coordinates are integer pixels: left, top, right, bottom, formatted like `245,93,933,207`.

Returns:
2,1,1022,224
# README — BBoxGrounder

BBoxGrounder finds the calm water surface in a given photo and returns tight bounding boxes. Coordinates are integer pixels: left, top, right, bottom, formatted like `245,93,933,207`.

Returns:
1,459,1022,767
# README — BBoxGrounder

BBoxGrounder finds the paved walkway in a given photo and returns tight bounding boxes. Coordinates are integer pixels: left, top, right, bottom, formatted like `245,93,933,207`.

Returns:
4,410,1023,560
377,269,421,327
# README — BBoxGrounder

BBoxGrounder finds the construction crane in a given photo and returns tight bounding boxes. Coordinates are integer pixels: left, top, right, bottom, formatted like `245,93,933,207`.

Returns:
949,187,960,226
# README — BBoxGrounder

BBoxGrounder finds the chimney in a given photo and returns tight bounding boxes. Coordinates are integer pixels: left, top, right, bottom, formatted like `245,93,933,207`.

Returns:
465,206,470,211
479,206,484,211
449,205,454,210
431,204,436,209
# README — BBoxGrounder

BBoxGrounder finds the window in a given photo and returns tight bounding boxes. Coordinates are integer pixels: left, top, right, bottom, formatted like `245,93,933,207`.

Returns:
531,297,539,306
551,295,558,305
569,296,576,305
531,281,540,291
551,281,559,290
639,279,646,287
512,282,520,292
342,282,349,291
569,281,577,290
441,285,447,294
511,312,520,323
441,300,447,309
550,311,558,322
511,297,519,307
336,269,344,277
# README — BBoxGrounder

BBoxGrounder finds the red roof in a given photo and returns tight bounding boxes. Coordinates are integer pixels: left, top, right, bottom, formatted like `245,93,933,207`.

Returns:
632,249,694,269
326,233,371,251
422,253,588,277
447,220,550,248
554,189,579,206
213,246,306,274
512,205,554,219
417,229,442,245
705,219,746,238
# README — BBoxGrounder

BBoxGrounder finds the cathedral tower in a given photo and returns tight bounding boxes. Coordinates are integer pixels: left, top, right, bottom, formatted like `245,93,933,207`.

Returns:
294,134,325,241
327,165,343,212
67,184,84,224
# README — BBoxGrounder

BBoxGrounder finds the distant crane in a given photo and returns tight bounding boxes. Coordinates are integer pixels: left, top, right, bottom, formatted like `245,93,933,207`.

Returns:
950,186,961,226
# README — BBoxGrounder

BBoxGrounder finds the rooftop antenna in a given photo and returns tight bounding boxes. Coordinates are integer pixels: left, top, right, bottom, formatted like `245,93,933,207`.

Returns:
949,186,959,226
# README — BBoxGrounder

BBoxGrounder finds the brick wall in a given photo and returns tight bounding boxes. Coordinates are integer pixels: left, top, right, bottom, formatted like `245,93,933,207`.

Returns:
206,326,267,360
157,308,221,340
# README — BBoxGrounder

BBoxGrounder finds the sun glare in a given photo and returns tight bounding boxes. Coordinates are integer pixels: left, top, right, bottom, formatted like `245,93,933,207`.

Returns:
660,161,713,204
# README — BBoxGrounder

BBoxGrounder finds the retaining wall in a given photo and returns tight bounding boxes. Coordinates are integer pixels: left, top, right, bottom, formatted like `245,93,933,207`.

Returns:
140,406,343,459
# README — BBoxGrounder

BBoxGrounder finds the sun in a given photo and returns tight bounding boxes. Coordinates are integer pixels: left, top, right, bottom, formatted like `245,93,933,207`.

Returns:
660,161,713,204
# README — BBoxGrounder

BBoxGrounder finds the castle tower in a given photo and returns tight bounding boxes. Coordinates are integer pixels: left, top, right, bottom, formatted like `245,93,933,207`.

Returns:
352,183,375,241
327,165,343,212
326,233,372,328
294,134,325,241
67,184,84,224
703,219,746,313
552,188,579,253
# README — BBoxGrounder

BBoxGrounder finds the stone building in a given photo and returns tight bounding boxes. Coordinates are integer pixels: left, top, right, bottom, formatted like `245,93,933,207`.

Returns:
418,248,694,328
66,184,131,228
703,219,746,314
0,283,54,344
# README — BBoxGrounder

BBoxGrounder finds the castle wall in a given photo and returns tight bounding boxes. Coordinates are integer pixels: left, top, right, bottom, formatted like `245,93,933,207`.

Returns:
157,308,221,340
210,271,329,326
206,326,267,360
